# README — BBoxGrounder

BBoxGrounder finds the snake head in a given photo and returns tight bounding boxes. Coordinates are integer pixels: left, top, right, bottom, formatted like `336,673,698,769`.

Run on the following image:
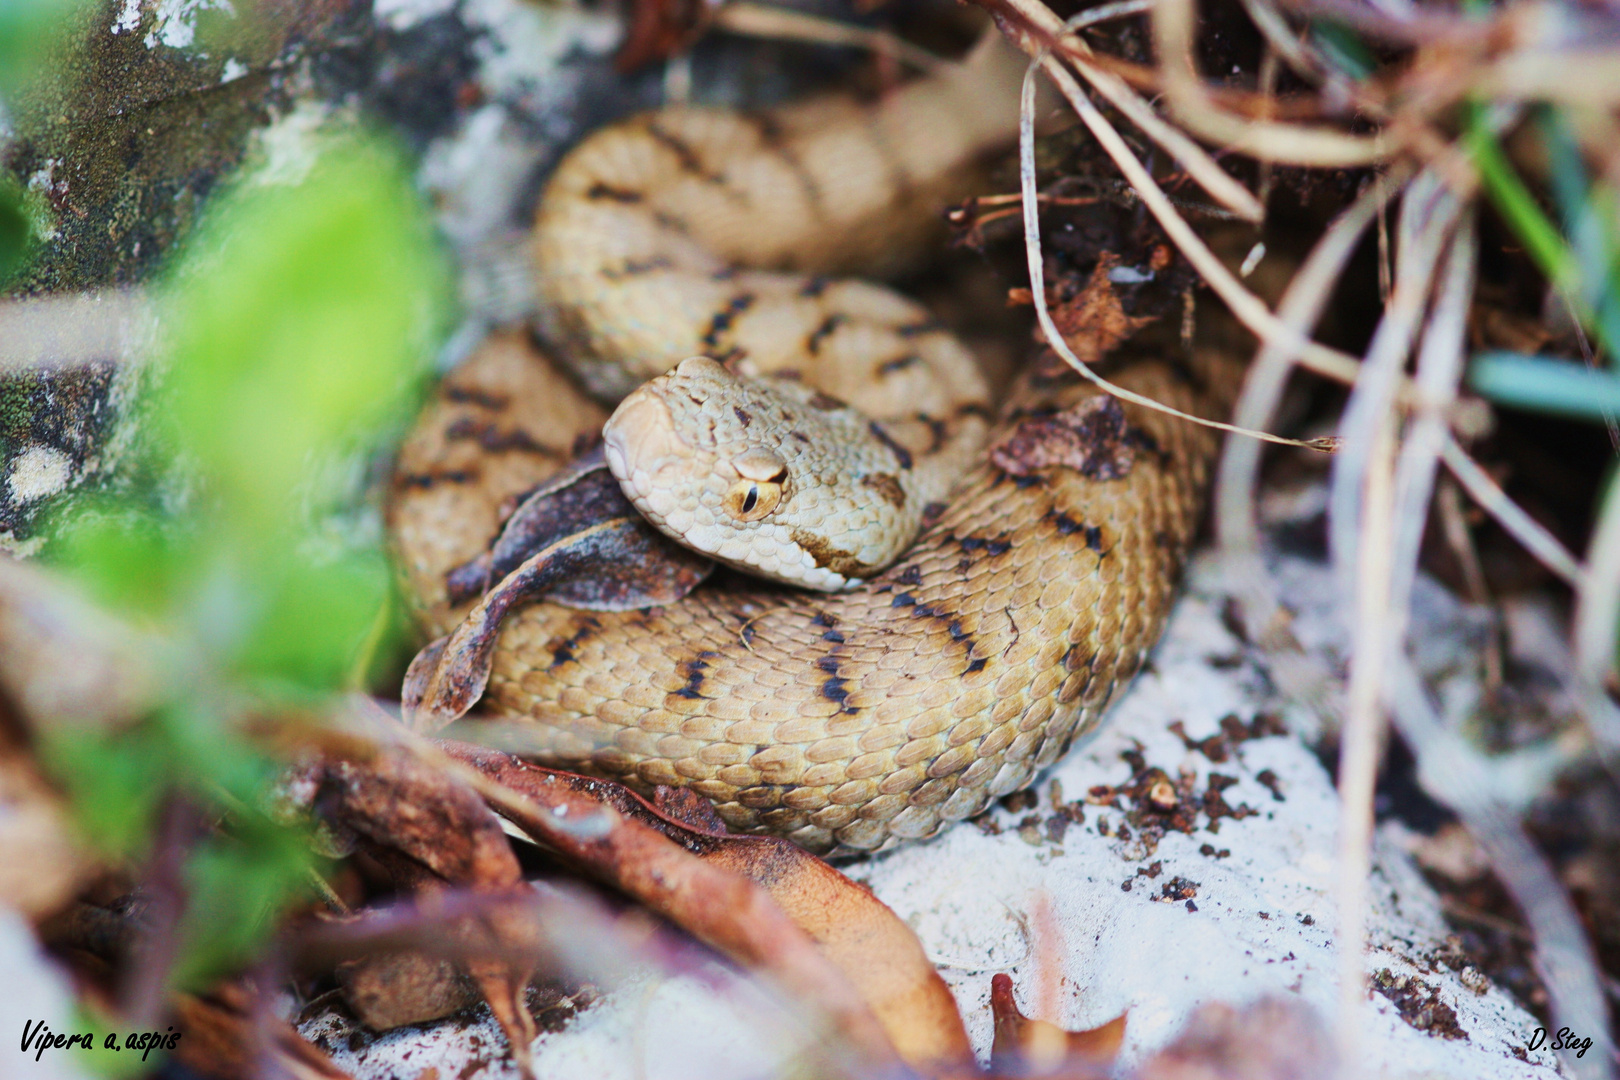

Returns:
602,355,925,590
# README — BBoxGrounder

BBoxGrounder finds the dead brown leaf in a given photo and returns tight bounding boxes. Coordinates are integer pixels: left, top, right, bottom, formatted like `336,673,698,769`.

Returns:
170,984,355,1080
1012,253,1157,365
406,507,711,734
613,0,715,71
437,740,974,1071
533,765,973,1067
295,744,538,1075
989,972,1126,1077
989,395,1149,479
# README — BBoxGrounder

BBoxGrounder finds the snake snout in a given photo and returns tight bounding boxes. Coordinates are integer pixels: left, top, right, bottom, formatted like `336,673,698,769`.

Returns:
603,390,689,491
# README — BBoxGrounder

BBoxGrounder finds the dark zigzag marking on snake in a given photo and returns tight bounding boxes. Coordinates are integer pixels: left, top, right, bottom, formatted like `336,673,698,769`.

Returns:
887,589,984,677
745,113,828,220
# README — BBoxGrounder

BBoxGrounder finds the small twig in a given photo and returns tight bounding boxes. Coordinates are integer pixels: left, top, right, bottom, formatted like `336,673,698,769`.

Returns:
1436,478,1492,606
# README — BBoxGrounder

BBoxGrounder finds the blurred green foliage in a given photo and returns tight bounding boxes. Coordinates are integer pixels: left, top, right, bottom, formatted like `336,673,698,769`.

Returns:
34,130,451,1006
0,0,450,1027
1464,106,1620,420
0,178,32,285
0,0,86,96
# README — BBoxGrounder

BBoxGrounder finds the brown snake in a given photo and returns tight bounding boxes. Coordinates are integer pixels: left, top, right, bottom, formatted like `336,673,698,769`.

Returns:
387,34,1237,856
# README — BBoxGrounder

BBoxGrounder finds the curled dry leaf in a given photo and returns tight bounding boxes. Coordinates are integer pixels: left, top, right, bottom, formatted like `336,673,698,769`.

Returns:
989,395,1153,479
404,456,711,733
1011,252,1157,365
295,744,539,1075
437,739,974,1070
443,446,711,609
989,972,1127,1076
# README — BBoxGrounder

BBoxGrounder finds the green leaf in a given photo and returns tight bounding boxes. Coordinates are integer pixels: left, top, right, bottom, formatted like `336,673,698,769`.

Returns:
1465,104,1574,293
37,724,170,859
1540,108,1620,360
1468,351,1620,422
51,505,191,619
0,0,88,95
172,811,317,991
162,134,449,529
0,181,31,284
228,547,393,693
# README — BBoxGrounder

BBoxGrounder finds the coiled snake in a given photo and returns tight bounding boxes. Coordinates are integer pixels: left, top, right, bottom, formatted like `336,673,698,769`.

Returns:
388,32,1236,856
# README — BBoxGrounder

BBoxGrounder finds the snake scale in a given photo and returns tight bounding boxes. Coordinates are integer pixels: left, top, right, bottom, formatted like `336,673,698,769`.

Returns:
388,32,1235,856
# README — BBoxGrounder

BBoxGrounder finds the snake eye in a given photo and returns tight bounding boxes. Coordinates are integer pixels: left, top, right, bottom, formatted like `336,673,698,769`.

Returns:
724,477,782,521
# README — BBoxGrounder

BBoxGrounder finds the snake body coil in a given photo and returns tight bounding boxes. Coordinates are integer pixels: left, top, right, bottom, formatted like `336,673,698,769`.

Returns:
389,37,1230,856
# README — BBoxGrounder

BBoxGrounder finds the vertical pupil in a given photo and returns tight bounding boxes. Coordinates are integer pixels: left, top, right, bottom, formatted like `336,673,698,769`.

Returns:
741,485,759,513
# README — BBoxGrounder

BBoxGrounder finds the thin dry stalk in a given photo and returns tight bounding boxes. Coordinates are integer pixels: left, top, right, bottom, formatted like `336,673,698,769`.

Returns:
1235,0,1331,86
995,0,1265,220
1215,176,1397,571
713,2,947,72
1016,56,1323,447
1573,476,1620,759
1152,0,1385,166
1439,437,1584,588
1385,661,1615,1080
1326,171,1462,1066
1377,221,1615,1079
1388,221,1476,628
1331,416,1396,1072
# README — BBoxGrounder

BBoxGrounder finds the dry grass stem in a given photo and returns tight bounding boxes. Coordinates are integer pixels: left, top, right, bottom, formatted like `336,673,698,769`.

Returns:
714,2,947,72
1016,57,1324,448
1370,226,1615,1080
1215,176,1398,569
1388,220,1477,630
993,0,1265,221
1573,474,1620,760
1326,173,1461,1067
1386,661,1615,1080
989,4,1378,395
1153,0,1386,166
1439,437,1584,588
1331,416,1396,1071
1235,0,1333,86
